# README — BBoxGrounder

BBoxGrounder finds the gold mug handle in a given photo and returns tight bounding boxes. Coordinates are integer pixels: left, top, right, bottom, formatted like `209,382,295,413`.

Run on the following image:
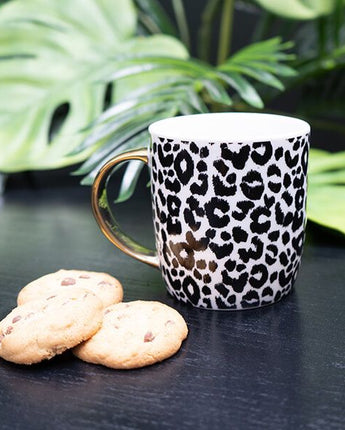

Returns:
91,148,160,269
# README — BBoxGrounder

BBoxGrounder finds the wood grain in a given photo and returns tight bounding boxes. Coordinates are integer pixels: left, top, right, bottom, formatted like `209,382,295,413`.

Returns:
0,185,344,429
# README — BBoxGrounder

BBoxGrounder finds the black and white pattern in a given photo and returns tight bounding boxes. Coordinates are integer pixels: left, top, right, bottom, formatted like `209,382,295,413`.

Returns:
149,134,309,310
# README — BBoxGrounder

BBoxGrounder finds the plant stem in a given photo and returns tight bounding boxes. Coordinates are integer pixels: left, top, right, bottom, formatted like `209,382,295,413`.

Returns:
217,0,235,65
317,17,328,57
172,0,191,51
0,173,7,195
198,0,222,62
333,0,343,48
252,11,274,42
138,11,162,34
134,0,178,37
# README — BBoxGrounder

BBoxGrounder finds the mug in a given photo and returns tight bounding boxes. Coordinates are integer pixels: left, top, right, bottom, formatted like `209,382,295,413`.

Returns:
92,113,310,310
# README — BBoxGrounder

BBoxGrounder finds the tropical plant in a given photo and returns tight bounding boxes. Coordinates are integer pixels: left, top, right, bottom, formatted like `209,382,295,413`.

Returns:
252,0,345,236
0,0,187,171
308,149,345,235
253,0,343,20
0,0,344,235
0,0,294,173
251,0,345,129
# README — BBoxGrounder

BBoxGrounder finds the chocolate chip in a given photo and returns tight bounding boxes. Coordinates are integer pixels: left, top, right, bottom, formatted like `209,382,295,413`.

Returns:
12,315,22,324
144,331,155,342
117,313,127,320
5,326,13,335
165,320,175,327
61,277,76,286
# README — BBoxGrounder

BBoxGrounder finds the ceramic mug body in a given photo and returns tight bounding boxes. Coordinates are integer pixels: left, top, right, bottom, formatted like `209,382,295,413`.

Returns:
92,113,310,310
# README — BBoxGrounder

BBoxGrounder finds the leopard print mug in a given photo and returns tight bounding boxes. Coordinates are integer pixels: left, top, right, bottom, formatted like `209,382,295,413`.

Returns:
92,113,310,310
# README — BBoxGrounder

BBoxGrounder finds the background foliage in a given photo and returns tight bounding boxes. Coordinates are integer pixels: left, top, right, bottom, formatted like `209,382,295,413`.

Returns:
0,0,344,235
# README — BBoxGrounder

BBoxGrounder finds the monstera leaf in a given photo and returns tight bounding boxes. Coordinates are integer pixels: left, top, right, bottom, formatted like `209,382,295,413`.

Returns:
253,0,344,20
0,0,187,172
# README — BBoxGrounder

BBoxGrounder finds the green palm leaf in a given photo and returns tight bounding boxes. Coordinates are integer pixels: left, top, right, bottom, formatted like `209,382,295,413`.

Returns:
73,37,294,195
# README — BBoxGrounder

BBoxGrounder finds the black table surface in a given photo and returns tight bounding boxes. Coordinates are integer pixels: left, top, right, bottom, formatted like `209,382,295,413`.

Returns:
0,182,344,430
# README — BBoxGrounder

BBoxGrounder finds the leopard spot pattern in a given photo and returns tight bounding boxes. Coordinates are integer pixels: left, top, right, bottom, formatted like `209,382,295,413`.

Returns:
150,134,309,310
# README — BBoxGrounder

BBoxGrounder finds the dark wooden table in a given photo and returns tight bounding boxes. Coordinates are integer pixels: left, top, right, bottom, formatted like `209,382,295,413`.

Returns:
0,181,344,430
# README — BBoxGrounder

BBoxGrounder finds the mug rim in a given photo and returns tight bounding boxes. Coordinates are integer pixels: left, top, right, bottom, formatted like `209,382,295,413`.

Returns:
148,112,310,143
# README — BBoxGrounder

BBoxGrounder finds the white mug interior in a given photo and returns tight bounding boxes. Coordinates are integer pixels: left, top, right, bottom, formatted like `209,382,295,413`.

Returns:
149,112,310,142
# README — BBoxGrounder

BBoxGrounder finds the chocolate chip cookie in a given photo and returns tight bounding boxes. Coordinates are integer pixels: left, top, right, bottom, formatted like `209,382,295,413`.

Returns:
17,269,123,308
73,301,188,369
0,288,103,364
